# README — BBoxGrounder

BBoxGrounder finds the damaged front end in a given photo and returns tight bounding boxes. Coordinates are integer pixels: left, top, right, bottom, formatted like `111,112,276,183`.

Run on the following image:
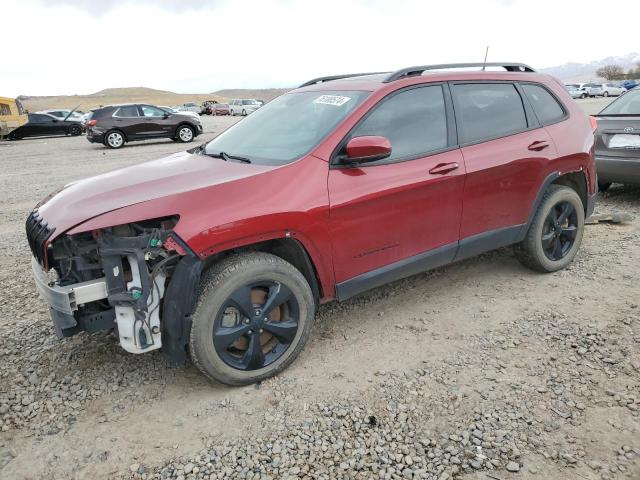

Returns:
27,211,202,361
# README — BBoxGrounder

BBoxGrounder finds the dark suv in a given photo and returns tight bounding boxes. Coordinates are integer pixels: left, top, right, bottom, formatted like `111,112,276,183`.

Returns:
27,63,596,386
85,104,203,148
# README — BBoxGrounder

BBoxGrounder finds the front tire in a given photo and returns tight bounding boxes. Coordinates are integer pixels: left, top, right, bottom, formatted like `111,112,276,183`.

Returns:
176,125,194,143
104,130,125,149
603,91,609,97
242,109,247,116
190,252,315,386
515,185,585,273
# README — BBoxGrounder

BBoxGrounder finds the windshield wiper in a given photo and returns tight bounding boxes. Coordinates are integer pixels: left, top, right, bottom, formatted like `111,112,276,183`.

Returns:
203,151,252,163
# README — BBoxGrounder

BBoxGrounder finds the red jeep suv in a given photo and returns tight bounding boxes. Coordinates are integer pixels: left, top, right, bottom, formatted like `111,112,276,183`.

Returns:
27,63,596,385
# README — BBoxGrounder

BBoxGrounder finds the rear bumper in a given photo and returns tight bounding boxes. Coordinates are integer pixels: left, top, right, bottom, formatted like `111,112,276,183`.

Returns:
596,154,640,185
86,128,105,143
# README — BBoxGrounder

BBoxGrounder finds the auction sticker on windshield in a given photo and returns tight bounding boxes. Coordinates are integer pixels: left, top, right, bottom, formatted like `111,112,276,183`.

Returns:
313,95,351,106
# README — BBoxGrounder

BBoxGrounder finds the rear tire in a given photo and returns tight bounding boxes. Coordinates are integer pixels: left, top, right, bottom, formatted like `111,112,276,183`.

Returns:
104,130,125,149
68,125,82,136
515,185,585,273
603,91,609,97
190,252,315,386
242,109,247,116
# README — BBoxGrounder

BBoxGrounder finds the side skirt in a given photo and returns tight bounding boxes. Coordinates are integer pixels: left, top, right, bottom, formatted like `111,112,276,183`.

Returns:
454,224,524,262
335,242,458,301
335,224,524,302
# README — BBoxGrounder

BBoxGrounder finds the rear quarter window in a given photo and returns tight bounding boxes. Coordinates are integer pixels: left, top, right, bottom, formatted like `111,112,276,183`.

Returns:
521,84,566,125
452,83,528,144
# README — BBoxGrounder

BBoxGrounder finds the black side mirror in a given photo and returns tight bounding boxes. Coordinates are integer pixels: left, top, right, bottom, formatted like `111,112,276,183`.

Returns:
163,112,170,118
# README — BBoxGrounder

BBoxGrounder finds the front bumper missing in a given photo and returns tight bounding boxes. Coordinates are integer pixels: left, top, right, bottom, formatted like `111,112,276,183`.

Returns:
31,257,108,315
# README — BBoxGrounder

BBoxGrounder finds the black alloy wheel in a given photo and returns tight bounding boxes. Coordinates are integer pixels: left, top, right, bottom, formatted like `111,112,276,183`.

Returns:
541,201,578,261
515,185,585,273
190,252,315,385
213,282,299,371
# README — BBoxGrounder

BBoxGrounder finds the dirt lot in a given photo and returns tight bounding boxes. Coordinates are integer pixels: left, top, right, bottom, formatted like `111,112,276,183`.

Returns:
0,98,638,480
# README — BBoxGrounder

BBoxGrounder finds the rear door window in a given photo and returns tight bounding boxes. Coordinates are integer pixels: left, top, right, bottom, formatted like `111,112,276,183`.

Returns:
452,83,528,144
114,105,140,117
348,85,448,162
521,84,566,125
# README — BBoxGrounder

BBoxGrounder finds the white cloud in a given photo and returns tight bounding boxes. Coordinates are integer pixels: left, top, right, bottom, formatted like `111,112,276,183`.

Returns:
3,0,639,97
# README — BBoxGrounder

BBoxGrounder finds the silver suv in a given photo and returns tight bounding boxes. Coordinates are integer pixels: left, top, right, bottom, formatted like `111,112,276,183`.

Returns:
229,99,261,116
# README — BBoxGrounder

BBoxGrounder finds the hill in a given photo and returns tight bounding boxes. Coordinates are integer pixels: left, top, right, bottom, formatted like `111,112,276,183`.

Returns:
17,86,293,113
540,52,640,82
18,87,224,113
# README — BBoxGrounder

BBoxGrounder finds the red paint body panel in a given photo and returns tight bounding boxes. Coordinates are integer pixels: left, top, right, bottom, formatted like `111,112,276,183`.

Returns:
328,149,465,282
459,129,557,238
35,69,596,304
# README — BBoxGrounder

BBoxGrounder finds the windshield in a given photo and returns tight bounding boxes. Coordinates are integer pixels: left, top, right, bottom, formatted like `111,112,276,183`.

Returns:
204,90,369,165
599,89,640,115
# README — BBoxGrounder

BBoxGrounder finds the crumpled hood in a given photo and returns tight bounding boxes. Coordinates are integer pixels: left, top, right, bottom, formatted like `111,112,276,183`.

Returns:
38,150,273,236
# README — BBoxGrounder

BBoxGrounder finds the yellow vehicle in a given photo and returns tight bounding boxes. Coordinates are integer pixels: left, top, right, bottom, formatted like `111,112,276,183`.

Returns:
0,96,27,139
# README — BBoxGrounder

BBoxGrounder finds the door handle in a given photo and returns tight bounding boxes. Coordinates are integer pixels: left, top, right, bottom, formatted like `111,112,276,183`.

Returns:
528,140,550,151
429,162,459,175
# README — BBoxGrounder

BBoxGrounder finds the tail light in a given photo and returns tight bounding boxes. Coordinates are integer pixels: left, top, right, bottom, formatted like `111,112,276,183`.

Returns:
86,119,97,127
589,116,598,132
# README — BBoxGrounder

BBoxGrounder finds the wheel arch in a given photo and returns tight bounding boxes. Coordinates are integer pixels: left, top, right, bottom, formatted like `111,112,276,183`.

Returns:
204,237,323,305
174,122,195,137
105,128,127,142
517,169,589,243
551,171,588,214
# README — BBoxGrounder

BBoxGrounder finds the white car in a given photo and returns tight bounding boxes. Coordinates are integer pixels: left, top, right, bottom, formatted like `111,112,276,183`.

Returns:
229,99,261,116
600,83,626,97
565,84,582,99
174,103,201,114
159,106,200,119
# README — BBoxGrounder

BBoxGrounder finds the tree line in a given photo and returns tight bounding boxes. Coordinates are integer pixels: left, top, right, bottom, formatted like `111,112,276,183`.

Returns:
595,63,640,81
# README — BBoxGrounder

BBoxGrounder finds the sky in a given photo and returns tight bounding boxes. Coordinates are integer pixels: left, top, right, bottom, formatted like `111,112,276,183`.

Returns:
2,0,639,97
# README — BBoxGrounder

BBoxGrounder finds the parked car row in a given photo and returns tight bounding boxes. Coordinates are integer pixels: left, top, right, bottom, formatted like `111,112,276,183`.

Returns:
565,81,638,99
565,82,625,99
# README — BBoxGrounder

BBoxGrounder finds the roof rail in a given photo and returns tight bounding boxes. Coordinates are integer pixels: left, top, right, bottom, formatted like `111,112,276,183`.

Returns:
383,62,536,83
299,72,388,88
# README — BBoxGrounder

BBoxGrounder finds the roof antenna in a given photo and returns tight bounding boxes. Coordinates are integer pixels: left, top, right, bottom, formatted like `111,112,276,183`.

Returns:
482,46,489,71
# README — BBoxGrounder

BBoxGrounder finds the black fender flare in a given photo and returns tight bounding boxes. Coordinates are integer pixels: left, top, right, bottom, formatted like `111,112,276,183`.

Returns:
517,171,560,242
161,235,203,362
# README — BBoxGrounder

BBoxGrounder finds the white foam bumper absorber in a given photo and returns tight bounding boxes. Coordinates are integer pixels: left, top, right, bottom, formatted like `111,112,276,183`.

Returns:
116,255,165,354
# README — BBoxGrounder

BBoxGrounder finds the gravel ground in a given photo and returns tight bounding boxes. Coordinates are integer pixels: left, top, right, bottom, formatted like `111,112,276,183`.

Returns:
0,99,638,480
